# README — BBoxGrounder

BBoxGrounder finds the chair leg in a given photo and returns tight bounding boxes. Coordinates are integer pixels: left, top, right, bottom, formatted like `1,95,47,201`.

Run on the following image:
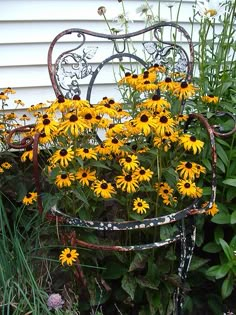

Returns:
174,217,196,315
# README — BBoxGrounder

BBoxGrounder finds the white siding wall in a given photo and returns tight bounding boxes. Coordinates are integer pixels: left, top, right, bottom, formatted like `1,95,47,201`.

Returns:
0,0,198,110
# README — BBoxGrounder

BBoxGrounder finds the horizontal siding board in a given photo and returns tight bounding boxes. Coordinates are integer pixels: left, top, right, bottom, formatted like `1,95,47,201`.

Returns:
1,0,196,22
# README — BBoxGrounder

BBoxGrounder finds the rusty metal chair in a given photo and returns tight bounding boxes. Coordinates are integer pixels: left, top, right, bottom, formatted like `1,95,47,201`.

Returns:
8,22,220,314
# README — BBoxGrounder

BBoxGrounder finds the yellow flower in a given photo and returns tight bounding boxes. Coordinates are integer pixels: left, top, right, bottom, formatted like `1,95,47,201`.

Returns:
76,148,97,160
59,113,88,136
59,248,79,266
155,112,175,137
21,146,34,162
201,95,219,104
50,148,74,168
172,81,197,100
179,134,204,155
203,202,219,216
119,154,140,172
14,99,25,106
116,173,139,193
75,168,96,186
22,192,38,205
133,112,157,136
3,87,16,94
133,167,153,182
1,162,12,169
0,167,4,173
177,179,198,198
158,77,176,92
92,179,116,199
35,114,59,136
176,161,199,180
133,197,149,214
55,173,75,188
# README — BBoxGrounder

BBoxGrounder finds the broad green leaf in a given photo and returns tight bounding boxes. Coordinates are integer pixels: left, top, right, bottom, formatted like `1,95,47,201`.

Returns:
73,187,89,206
129,253,147,272
121,274,137,300
214,226,224,244
222,178,236,187
215,264,230,279
230,211,236,224
189,256,209,271
136,276,159,290
221,274,234,299
216,158,225,173
203,242,221,253
102,261,128,280
219,238,235,261
206,265,221,278
215,143,228,166
211,212,231,224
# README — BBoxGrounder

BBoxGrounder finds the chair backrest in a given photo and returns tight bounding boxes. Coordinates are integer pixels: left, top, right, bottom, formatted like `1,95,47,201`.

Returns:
47,22,194,104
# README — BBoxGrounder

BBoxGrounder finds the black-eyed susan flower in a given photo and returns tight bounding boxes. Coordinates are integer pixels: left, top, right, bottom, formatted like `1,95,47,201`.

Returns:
203,202,219,216
133,111,157,136
158,77,176,92
38,132,53,145
19,114,30,121
92,179,116,199
155,112,175,137
5,112,17,120
104,137,125,154
156,182,174,199
59,248,79,266
22,192,38,205
0,92,9,100
1,162,12,169
3,87,16,94
137,70,156,83
140,94,171,112
94,142,111,156
201,94,219,104
179,134,204,155
0,167,4,173
118,72,132,85
177,179,198,197
133,167,153,182
55,173,75,188
106,123,124,138
116,173,139,193
133,197,149,214
35,114,59,136
176,161,199,180
50,148,74,168
76,148,97,160
135,80,158,92
59,113,88,136
119,154,140,172
148,63,166,73
173,81,197,100
195,163,206,178
21,146,35,162
75,168,96,186
14,99,25,106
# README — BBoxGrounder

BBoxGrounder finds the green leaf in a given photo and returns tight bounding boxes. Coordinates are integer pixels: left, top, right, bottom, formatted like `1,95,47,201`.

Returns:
222,178,236,187
89,160,112,170
129,253,147,272
215,143,228,166
231,211,236,224
211,212,231,224
203,242,221,253
136,277,159,290
214,226,224,245
189,256,209,271
102,261,128,280
215,264,230,279
206,265,221,278
221,274,234,299
121,274,137,300
73,187,89,206
219,238,235,261
216,158,225,173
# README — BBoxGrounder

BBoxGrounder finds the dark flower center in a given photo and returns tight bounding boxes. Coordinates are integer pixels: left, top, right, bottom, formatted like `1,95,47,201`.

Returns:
82,172,87,178
185,162,192,169
140,170,146,175
163,189,169,194
190,136,196,142
165,131,171,136
43,118,51,125
26,193,32,198
96,115,101,120
184,183,190,188
180,82,188,88
42,114,48,119
70,114,78,122
60,149,68,156
101,183,108,189
85,113,92,120
66,253,72,258
125,175,132,182
73,95,81,100
208,94,214,98
132,74,138,78
137,202,143,207
58,95,65,103
125,157,132,163
105,103,111,108
109,100,115,105
165,77,172,83
125,72,131,77
160,116,168,123
61,174,68,179
140,114,148,122
103,96,108,100
83,148,89,153
112,138,119,144
152,94,161,101
144,80,150,84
